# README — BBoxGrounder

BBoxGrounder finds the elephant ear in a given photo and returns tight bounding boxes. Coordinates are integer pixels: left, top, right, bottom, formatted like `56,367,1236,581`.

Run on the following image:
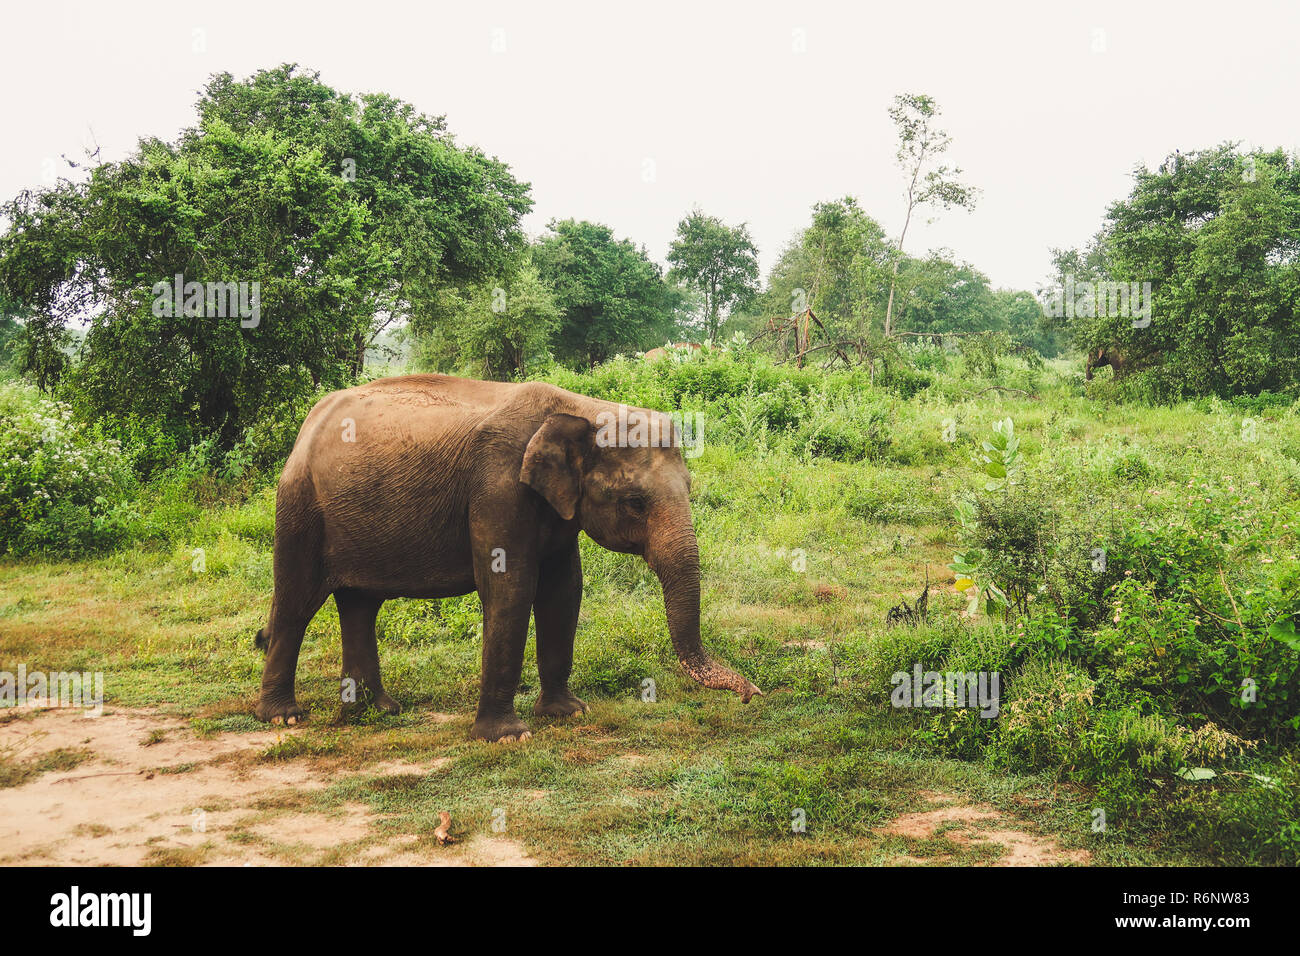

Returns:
520,413,592,521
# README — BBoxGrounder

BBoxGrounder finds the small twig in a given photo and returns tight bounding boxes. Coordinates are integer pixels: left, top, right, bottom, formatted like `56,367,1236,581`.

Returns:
1217,565,1251,642
1188,594,1238,628
54,770,141,784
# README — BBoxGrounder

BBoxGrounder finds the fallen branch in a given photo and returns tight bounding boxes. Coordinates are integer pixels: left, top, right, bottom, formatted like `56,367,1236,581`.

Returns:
968,386,1038,399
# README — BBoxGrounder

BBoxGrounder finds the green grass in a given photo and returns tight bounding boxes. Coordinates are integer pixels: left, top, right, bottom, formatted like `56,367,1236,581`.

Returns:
0,745,93,789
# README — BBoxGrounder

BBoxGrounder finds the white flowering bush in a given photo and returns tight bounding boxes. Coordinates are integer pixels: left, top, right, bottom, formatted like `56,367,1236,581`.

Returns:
0,385,137,556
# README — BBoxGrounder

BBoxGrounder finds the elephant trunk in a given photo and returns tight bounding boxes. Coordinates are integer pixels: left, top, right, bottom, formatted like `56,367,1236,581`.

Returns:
645,517,761,703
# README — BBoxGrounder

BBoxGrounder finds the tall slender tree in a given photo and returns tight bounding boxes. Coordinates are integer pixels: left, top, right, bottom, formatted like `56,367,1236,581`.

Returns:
883,94,978,337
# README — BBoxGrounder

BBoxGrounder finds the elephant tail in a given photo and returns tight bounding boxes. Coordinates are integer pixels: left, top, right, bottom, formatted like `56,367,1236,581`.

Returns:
254,628,269,653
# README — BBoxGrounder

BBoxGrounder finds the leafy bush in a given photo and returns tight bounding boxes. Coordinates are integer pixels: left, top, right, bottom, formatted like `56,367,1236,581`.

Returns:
230,387,329,473
539,348,897,462
1103,511,1300,741
0,386,137,556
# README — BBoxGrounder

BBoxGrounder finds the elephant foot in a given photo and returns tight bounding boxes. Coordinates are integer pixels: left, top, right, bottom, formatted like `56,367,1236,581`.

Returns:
470,715,533,743
373,691,402,715
255,690,305,725
534,692,588,718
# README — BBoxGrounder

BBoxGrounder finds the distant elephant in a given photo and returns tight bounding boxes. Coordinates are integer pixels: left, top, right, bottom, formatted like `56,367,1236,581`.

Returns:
643,342,703,362
1085,346,1127,381
253,374,760,742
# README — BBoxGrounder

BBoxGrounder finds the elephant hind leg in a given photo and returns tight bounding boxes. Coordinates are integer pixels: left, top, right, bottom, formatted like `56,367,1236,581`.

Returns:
256,578,328,723
337,589,400,718
255,500,329,724
255,610,317,724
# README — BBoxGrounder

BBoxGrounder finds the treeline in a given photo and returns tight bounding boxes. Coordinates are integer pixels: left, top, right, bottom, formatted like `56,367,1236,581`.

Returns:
1,65,1298,458
0,66,1050,453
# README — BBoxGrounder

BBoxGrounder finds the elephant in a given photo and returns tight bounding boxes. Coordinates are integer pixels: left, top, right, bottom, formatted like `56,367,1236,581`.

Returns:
253,374,760,742
1084,346,1127,381
643,342,702,362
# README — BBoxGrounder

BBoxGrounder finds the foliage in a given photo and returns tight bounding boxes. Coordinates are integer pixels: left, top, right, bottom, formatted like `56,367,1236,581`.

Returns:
0,291,23,373
421,262,560,380
1053,144,1300,399
0,64,532,447
539,345,898,462
533,219,684,368
759,197,892,339
950,418,1022,615
894,254,995,334
666,209,760,343
0,385,136,556
883,93,979,336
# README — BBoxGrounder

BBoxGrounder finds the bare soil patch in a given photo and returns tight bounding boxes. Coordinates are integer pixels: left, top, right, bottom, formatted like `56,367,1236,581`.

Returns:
878,791,1090,866
0,704,527,866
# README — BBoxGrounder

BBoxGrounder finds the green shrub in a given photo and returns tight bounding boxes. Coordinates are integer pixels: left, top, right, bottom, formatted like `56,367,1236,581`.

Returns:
378,594,483,646
106,414,191,482
0,385,137,556
230,388,328,473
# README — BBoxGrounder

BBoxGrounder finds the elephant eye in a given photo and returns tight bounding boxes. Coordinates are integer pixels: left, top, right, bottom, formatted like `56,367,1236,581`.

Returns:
625,495,648,514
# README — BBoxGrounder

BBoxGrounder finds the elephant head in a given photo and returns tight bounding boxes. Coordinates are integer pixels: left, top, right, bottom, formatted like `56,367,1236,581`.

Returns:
520,407,761,702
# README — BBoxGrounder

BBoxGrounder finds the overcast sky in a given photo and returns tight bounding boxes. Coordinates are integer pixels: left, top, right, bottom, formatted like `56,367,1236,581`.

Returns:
4,0,1297,292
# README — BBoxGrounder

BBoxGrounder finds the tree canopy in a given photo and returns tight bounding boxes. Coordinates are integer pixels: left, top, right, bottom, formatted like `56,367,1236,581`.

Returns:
532,219,682,368
0,64,532,445
666,210,760,342
1054,144,1300,397
760,197,892,338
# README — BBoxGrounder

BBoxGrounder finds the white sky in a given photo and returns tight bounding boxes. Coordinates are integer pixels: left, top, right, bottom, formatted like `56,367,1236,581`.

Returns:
3,0,1297,292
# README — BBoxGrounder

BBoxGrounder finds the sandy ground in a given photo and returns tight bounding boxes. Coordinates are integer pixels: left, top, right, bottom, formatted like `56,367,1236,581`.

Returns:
878,790,1091,866
0,702,532,866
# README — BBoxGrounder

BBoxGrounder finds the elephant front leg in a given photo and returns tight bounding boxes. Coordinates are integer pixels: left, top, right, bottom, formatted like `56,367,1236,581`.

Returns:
533,540,587,719
470,551,538,743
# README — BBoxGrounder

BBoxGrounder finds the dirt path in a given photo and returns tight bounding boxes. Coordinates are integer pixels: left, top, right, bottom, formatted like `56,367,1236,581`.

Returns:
0,703,532,866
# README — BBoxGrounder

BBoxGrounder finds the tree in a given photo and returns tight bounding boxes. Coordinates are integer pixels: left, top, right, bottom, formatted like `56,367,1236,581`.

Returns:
993,288,1061,357
1057,144,1300,397
424,263,559,381
883,94,978,337
893,254,996,335
761,197,891,338
666,210,759,342
0,64,532,446
532,219,681,367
